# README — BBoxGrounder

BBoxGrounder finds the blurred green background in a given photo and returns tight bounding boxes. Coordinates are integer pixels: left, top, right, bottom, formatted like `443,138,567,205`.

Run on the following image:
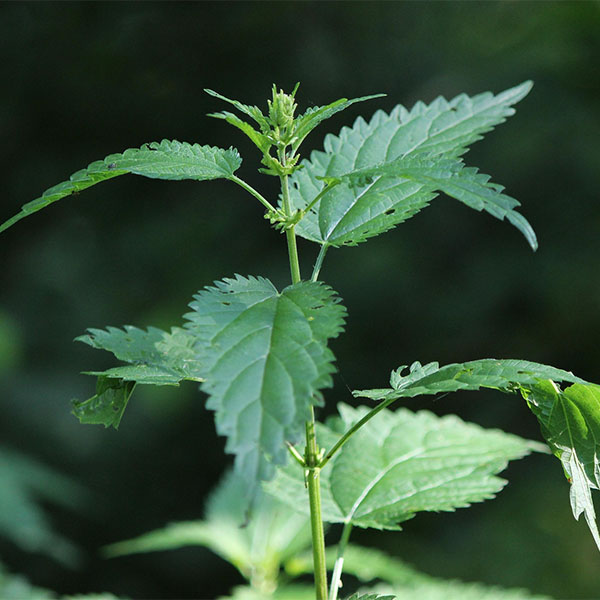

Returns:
0,1,599,598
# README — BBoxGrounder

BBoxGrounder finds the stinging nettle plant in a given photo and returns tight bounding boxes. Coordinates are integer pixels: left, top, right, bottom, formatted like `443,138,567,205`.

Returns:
3,82,600,600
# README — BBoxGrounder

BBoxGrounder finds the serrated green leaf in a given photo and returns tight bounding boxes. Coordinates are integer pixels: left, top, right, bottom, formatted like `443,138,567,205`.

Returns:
0,140,241,233
526,381,600,550
266,403,538,529
354,358,600,550
354,359,584,402
105,470,311,593
185,275,346,501
290,82,532,247
326,158,537,250
291,94,385,154
76,325,203,385
205,88,271,131
71,376,135,429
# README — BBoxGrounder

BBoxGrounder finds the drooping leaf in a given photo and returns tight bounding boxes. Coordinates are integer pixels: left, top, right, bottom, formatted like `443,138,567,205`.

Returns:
525,381,600,550
0,140,242,233
323,158,537,250
289,82,533,247
0,448,87,565
72,325,204,429
185,275,346,500
266,403,540,529
354,358,600,550
105,470,311,594
71,377,135,429
76,325,203,385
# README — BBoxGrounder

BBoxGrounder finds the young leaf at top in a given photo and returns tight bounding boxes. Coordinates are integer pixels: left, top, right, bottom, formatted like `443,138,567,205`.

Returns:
0,141,242,233
185,275,346,501
354,358,600,550
289,81,533,248
265,403,541,529
290,94,385,154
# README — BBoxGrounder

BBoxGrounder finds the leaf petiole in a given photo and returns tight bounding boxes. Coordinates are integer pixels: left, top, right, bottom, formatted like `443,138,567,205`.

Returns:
229,174,279,214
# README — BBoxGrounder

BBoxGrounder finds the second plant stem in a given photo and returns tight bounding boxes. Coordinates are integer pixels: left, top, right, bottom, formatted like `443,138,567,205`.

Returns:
281,170,328,600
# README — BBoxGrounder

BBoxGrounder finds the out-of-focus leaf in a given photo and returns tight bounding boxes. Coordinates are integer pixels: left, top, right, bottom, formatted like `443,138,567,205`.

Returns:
0,449,87,565
105,470,312,594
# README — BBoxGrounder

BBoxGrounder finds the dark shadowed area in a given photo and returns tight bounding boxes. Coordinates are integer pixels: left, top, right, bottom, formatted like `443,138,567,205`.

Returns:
0,2,599,598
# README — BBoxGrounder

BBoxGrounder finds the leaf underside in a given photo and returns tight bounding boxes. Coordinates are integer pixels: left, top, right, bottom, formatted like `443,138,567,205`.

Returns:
0,140,241,233
289,81,534,248
185,275,346,501
266,402,539,529
355,358,600,550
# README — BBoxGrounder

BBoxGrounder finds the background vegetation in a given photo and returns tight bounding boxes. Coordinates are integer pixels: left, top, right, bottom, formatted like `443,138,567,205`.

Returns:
0,2,598,598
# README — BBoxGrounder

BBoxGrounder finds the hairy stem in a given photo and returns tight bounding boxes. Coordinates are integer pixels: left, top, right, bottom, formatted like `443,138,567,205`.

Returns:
280,172,302,284
305,406,328,600
329,522,353,600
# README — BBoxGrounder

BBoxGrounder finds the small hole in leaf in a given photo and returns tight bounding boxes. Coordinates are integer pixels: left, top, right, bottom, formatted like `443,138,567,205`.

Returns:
107,162,117,169
222,301,231,306
384,209,395,215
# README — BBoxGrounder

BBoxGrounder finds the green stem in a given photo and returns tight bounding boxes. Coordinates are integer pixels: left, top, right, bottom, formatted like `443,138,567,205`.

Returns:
302,180,340,217
311,244,329,282
305,406,328,600
329,522,353,600
280,172,302,283
319,394,399,469
280,151,326,599
229,175,279,214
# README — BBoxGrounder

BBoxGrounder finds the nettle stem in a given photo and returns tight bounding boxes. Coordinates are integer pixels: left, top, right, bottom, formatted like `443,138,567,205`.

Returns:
305,407,328,600
280,165,328,600
280,172,302,284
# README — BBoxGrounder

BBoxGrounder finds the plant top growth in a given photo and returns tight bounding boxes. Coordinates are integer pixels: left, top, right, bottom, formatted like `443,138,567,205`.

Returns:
2,82,599,600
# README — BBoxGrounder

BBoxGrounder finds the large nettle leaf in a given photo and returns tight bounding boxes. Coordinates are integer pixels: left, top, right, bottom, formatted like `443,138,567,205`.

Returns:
185,275,346,499
0,140,241,233
265,403,541,529
354,359,600,550
71,325,203,429
289,81,534,248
